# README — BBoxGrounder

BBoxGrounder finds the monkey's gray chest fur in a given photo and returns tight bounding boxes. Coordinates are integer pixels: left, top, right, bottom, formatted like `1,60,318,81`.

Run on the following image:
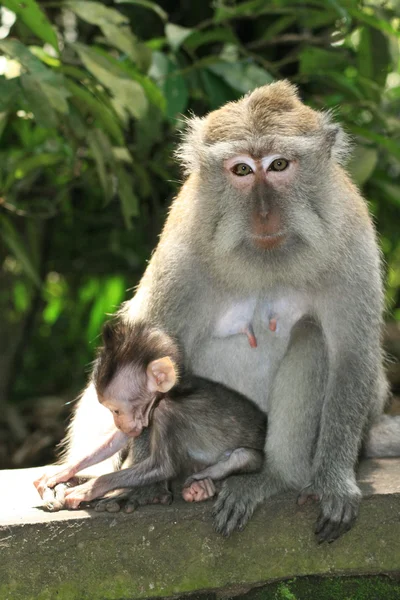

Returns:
192,291,309,411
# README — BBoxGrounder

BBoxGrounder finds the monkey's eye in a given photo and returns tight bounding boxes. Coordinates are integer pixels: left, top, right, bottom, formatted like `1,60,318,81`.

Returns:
268,158,289,172
112,409,120,416
231,163,253,176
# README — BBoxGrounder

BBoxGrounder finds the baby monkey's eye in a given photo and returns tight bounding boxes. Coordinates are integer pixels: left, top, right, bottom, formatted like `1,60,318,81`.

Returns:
112,409,120,416
268,158,289,172
232,163,253,176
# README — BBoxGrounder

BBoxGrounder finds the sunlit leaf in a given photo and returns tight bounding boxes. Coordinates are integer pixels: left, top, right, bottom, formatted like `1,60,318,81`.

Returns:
67,2,150,68
165,23,193,51
209,61,273,93
0,39,48,74
86,275,126,342
2,0,59,51
73,43,148,120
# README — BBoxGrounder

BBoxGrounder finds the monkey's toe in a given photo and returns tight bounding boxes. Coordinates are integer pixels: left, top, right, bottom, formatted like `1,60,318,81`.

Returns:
314,493,359,543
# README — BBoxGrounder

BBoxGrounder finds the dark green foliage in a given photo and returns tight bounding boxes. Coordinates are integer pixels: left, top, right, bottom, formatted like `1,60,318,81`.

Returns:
0,0,399,464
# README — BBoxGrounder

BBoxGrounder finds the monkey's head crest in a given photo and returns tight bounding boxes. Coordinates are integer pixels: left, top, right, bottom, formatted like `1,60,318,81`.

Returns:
176,80,350,174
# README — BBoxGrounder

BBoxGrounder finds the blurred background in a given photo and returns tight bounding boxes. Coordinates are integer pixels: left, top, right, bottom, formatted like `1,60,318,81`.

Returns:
0,0,399,469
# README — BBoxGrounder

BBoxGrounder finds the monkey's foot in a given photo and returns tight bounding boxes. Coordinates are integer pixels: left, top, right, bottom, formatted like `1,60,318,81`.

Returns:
299,480,361,543
182,477,216,502
212,473,265,537
314,491,360,544
94,483,172,513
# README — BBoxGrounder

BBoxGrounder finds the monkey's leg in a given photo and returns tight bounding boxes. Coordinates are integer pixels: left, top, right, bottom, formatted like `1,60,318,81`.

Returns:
185,447,264,489
213,322,326,537
94,430,172,513
305,283,384,544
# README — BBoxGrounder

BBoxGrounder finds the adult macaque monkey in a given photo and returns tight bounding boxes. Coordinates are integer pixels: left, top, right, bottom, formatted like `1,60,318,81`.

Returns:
46,81,399,542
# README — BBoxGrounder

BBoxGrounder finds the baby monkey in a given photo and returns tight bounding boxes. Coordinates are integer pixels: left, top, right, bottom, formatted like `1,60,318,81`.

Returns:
35,321,266,510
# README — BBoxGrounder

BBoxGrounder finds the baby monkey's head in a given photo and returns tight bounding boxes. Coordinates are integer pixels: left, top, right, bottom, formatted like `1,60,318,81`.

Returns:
93,320,181,437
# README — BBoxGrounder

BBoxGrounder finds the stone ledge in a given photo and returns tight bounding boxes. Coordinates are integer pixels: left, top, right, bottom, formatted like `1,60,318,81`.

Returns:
0,459,399,600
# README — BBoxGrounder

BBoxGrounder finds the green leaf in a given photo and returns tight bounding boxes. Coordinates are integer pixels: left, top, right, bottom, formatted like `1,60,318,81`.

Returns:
87,129,114,202
66,79,124,144
348,7,400,39
299,47,346,75
0,39,48,74
67,2,150,68
4,152,64,191
347,146,378,186
184,27,237,50
357,26,391,90
209,61,273,93
0,215,41,287
115,165,139,228
200,69,238,108
214,0,279,22
165,23,193,51
2,0,59,51
20,74,58,128
73,43,148,121
67,1,128,26
348,125,400,161
372,179,400,207
149,52,187,119
86,275,126,342
164,60,188,119
0,76,19,112
114,0,168,22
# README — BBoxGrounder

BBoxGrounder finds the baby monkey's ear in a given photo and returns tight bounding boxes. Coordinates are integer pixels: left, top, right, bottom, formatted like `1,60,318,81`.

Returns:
102,321,115,348
147,357,177,393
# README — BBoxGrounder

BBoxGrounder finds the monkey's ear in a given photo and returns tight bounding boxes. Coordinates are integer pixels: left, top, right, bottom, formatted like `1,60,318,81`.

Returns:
323,118,351,165
102,321,115,348
146,357,177,393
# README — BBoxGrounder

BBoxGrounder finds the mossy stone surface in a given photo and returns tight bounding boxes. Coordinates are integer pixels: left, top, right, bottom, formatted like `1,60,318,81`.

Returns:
0,462,399,599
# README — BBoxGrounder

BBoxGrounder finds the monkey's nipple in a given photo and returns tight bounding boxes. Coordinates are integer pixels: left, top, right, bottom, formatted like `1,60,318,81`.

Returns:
269,318,277,333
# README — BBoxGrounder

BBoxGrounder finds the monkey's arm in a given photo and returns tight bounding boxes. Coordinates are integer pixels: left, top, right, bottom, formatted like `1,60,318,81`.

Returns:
34,429,127,499
63,457,177,508
308,269,384,542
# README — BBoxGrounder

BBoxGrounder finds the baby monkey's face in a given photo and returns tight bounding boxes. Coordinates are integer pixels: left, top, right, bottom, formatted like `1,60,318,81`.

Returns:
98,356,178,437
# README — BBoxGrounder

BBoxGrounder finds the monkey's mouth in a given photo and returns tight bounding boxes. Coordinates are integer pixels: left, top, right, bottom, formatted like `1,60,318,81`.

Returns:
251,231,286,250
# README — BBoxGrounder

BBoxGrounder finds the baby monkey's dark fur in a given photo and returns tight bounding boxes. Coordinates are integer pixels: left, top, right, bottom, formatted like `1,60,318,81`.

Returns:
38,320,267,509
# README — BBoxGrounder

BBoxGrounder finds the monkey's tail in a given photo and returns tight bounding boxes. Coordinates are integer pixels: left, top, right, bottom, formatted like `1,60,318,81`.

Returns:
364,414,400,458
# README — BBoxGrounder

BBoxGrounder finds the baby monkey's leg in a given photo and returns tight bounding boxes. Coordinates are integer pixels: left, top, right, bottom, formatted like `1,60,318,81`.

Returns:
182,448,264,502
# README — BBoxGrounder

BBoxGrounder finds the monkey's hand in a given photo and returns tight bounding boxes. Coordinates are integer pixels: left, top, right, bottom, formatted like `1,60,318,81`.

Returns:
94,483,172,513
63,479,104,509
298,477,361,543
212,472,267,537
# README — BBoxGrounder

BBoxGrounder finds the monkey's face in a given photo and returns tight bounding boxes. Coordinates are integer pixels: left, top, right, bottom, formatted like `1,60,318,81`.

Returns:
223,153,297,251
99,365,154,437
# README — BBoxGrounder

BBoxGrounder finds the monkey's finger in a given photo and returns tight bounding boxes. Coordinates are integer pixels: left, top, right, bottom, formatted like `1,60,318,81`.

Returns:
124,501,138,513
